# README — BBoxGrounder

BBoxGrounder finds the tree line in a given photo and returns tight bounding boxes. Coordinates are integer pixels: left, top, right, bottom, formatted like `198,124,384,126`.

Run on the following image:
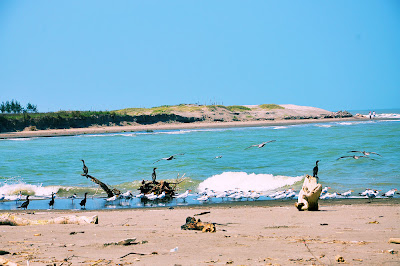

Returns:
0,100,38,114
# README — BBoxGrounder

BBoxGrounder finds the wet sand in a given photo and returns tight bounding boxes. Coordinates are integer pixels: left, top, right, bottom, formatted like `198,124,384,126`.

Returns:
0,117,367,139
1,199,399,265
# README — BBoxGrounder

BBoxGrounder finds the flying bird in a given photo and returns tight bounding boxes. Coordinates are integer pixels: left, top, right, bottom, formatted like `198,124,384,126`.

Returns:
245,140,276,150
348,151,381,157
337,155,372,160
81,160,89,177
153,154,184,164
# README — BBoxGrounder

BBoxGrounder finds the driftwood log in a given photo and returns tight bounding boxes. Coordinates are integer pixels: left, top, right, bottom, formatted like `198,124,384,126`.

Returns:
181,216,216,232
139,173,186,197
0,213,98,226
295,175,322,211
84,174,120,198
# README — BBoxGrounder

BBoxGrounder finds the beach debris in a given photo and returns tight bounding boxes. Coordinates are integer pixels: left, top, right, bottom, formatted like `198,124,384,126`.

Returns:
80,161,120,197
385,249,398,254
335,255,346,263
83,174,120,198
0,213,98,226
169,247,178,253
367,220,380,224
226,260,234,264
138,173,186,198
194,211,211,216
33,233,41,236
120,252,157,258
295,175,322,211
320,223,328,226
69,231,85,235
0,257,20,266
389,238,400,244
104,238,146,246
181,216,216,232
0,250,10,255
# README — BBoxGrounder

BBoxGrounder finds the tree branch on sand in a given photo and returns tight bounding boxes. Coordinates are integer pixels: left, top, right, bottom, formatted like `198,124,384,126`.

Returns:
139,173,186,197
84,174,120,198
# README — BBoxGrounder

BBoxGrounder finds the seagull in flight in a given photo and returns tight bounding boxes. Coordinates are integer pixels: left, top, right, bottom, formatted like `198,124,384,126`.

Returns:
153,154,184,164
245,140,276,150
337,155,373,160
348,151,381,157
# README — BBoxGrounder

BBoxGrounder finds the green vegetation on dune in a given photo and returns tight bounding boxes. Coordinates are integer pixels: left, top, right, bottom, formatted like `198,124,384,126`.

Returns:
117,104,204,115
259,104,284,110
225,105,252,112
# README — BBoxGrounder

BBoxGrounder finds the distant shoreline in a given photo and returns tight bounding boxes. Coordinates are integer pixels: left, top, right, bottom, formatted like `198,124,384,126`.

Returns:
0,117,369,139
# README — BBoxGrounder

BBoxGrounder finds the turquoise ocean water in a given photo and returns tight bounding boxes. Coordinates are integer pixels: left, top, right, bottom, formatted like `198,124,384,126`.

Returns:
0,109,399,210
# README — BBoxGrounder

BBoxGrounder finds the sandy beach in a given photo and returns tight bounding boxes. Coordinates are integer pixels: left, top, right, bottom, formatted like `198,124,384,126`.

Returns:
0,117,366,139
1,200,399,265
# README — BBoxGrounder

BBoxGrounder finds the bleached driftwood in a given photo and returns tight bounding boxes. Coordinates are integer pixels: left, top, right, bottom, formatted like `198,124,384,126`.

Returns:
0,257,20,266
295,175,322,211
0,213,98,226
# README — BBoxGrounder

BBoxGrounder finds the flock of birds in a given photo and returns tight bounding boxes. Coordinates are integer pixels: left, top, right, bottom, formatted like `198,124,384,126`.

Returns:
9,185,398,210
3,140,397,210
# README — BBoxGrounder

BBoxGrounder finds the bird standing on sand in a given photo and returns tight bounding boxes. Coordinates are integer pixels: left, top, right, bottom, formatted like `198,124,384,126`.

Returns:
17,195,30,210
313,160,320,177
69,193,77,203
174,190,191,202
340,190,353,197
152,167,157,182
153,154,184,164
81,160,89,177
382,189,397,197
49,192,55,209
245,140,276,150
337,155,371,160
348,151,381,157
80,193,88,209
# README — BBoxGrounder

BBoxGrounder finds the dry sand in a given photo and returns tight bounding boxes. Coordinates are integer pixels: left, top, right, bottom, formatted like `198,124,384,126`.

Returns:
0,117,365,139
1,200,399,265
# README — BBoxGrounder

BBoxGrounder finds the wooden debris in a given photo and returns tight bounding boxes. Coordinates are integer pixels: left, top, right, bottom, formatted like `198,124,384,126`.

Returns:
138,173,186,198
295,175,322,211
104,238,144,246
194,211,211,216
120,252,157,258
69,231,85,235
0,257,20,266
335,255,346,263
85,174,120,198
0,213,98,226
389,238,400,244
181,216,216,232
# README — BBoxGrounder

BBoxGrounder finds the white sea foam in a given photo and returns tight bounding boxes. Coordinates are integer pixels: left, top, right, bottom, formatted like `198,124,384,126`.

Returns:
0,182,60,199
197,172,304,193
315,124,332,128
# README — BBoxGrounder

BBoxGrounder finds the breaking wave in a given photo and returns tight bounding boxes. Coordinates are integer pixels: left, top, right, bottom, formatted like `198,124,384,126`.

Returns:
197,172,304,193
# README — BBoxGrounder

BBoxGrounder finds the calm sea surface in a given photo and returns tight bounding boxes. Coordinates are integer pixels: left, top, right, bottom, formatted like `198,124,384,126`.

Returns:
1,109,399,210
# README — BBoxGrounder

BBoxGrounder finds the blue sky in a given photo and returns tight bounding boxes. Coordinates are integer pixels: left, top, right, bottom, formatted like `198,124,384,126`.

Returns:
0,1,399,112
